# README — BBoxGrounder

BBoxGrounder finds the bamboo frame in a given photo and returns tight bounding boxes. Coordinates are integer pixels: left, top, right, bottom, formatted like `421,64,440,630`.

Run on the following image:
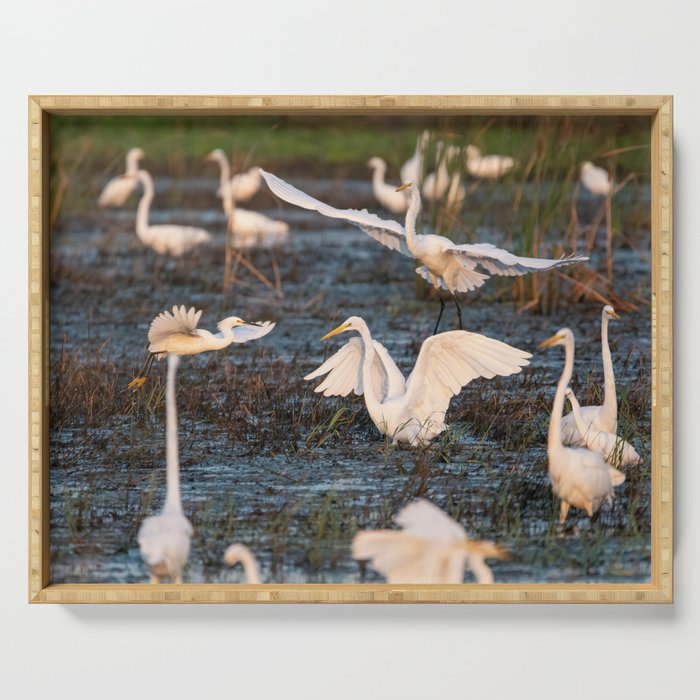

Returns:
28,95,673,604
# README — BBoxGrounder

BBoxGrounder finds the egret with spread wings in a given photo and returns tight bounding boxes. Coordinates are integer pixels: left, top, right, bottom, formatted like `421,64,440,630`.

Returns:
259,169,587,334
352,499,507,584
305,315,531,446
128,305,275,389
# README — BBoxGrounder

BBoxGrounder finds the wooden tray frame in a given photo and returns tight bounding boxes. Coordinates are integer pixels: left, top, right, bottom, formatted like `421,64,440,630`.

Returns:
28,95,673,603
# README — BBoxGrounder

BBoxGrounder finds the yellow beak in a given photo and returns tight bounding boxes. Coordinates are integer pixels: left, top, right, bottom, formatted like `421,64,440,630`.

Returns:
395,182,411,192
609,310,620,320
538,333,562,349
463,541,509,560
320,322,351,341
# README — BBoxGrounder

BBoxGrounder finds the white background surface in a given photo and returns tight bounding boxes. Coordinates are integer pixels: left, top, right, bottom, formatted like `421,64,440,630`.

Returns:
1,2,696,698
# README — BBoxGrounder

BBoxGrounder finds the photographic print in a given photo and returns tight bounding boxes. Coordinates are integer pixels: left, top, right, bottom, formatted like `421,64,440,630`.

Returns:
31,97,672,602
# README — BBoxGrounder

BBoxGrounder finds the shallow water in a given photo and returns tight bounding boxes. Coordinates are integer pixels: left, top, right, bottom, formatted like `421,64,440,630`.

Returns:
50,176,652,584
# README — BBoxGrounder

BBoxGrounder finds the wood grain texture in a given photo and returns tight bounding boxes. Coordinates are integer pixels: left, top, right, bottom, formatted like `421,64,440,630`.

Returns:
28,95,673,604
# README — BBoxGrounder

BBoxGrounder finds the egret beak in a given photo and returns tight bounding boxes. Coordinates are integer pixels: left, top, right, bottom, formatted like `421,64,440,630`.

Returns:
538,333,562,350
127,376,147,391
396,182,411,192
608,310,620,320
238,319,264,327
462,541,509,560
320,322,351,341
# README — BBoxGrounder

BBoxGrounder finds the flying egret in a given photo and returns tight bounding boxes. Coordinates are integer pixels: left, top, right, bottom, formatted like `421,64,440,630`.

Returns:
132,169,212,256
138,355,192,584
352,499,507,584
540,328,625,524
223,543,262,584
97,147,144,207
260,169,587,333
565,388,641,467
128,305,275,389
465,145,515,179
560,305,619,445
400,130,430,185
305,316,531,446
367,157,408,214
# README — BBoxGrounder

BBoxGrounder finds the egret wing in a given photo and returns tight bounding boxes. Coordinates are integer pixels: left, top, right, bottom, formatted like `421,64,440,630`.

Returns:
304,338,405,401
227,321,276,344
148,305,203,347
404,331,531,422
394,499,466,542
447,242,588,277
259,169,411,257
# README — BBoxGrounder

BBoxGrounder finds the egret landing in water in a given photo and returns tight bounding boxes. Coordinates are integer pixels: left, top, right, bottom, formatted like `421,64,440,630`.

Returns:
259,169,587,334
128,305,275,389
540,328,625,524
352,499,508,584
138,355,192,584
305,316,530,446
97,147,144,207
560,305,620,445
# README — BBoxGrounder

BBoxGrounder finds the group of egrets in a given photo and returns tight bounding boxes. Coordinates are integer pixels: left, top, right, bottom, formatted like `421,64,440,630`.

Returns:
99,137,639,585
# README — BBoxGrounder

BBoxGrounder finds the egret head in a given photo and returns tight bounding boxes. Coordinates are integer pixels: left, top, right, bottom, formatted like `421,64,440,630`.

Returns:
580,161,594,171
127,147,145,161
565,387,574,400
320,316,363,341
367,157,386,170
204,148,226,162
603,304,620,320
538,328,574,350
395,181,415,193
218,316,262,332
223,544,247,566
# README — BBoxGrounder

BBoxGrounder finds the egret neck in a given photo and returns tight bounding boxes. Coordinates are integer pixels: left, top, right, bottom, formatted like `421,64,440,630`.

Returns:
164,355,183,514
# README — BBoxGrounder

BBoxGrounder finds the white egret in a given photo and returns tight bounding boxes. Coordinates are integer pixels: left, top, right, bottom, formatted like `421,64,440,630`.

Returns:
97,147,144,207
206,148,262,202
400,130,430,185
138,355,192,584
205,149,289,246
565,388,641,467
367,157,408,214
133,169,212,256
260,169,587,333
422,144,464,207
223,543,262,583
465,145,515,179
128,305,275,389
580,161,614,196
560,305,619,444
305,316,530,446
352,499,507,584
540,328,625,524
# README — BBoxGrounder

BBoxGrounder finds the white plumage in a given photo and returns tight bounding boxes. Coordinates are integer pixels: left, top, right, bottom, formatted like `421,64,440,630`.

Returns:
400,130,430,185
133,169,211,256
223,544,262,584
138,355,192,583
148,305,275,356
422,144,465,206
305,316,531,446
367,157,408,214
540,328,625,524
97,147,144,207
465,145,515,179
352,499,507,584
560,305,619,444
565,388,641,467
580,161,614,196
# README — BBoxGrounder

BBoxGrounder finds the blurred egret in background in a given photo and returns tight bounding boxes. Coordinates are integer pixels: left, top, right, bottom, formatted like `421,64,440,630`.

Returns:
223,544,262,584
400,129,430,185
465,145,515,179
367,156,408,214
97,147,144,207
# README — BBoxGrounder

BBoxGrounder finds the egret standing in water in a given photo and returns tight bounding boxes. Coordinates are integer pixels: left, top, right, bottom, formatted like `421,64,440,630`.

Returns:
560,305,620,445
305,316,530,446
565,388,641,467
223,544,262,584
540,328,625,524
97,147,144,207
128,305,275,389
260,170,587,333
132,169,212,257
352,499,507,584
138,355,192,584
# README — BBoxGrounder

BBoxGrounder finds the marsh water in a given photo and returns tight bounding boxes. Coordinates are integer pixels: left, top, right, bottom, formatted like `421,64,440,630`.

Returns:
49,177,652,584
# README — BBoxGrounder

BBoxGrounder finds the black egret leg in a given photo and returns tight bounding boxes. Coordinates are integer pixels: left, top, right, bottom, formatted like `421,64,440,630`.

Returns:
128,352,156,390
453,294,463,330
433,292,446,335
